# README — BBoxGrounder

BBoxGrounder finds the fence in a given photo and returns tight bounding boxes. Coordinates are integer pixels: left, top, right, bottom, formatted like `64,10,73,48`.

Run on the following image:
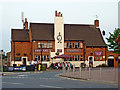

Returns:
62,65,118,82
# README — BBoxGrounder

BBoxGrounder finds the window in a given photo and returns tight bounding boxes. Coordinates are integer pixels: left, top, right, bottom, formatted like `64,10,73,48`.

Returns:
67,42,69,48
78,56,80,61
50,43,52,48
15,57,21,61
75,55,77,61
119,59,120,63
70,56,72,61
100,56,102,60
35,55,37,61
64,43,67,48
78,42,80,48
38,42,41,48
73,55,74,61
80,55,83,61
80,43,83,48
44,43,47,48
42,43,44,48
47,43,49,48
95,57,98,60
38,56,40,61
75,43,77,48
64,58,66,61
67,58,69,61
44,55,46,61
70,43,72,48
73,43,75,48
47,55,49,61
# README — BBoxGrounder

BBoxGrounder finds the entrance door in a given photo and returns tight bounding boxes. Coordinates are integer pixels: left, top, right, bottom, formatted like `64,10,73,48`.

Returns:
23,58,27,66
108,56,114,67
88,56,94,67
108,59,114,67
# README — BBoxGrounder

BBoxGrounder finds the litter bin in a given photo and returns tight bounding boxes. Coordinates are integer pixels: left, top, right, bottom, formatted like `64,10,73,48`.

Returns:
38,64,41,71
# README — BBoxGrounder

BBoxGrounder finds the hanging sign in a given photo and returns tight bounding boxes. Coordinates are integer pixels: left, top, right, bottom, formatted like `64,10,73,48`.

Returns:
94,51,103,56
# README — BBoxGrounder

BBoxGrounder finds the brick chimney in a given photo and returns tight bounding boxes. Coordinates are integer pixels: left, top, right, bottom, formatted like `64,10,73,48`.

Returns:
25,18,28,29
94,19,99,28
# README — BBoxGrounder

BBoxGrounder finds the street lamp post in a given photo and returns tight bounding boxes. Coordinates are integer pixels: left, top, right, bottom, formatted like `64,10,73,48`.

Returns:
40,44,43,71
1,54,2,73
83,41,86,68
0,50,4,74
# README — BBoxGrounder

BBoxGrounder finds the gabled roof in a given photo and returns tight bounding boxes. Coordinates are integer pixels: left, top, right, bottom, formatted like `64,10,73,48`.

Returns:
30,23,54,40
11,23,106,47
30,23,106,46
64,24,106,46
11,29,30,41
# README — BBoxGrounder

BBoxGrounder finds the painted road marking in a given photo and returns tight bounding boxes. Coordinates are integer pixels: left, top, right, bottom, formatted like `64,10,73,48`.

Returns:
3,82,24,85
17,75,28,77
40,85,62,88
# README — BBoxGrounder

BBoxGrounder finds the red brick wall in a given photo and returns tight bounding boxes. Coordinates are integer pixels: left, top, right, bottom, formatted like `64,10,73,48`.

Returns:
32,41,55,61
85,47,106,61
11,41,31,61
11,40,108,65
64,41,84,61
106,51,119,67
6,52,11,66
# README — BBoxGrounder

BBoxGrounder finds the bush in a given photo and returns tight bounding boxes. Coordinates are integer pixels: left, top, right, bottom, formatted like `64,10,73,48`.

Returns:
42,65,46,71
3,66,8,72
101,64,107,67
96,64,107,67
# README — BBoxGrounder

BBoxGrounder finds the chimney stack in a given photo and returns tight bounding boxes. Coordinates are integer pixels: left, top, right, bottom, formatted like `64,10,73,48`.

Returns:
55,11,57,16
55,10,63,17
94,15,99,28
25,18,28,29
94,19,99,28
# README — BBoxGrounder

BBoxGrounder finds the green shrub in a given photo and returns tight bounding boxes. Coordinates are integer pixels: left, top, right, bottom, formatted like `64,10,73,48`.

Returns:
101,64,107,67
3,66,8,72
41,65,46,71
96,64,107,67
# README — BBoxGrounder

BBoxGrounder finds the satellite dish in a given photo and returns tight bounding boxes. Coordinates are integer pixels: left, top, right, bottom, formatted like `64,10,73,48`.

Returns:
102,30,105,36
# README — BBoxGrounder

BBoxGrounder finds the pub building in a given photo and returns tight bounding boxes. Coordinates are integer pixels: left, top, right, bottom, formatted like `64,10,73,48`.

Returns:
11,11,108,68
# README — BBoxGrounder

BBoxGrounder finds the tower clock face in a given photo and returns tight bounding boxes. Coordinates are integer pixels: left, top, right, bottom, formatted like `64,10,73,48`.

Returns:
57,35,62,41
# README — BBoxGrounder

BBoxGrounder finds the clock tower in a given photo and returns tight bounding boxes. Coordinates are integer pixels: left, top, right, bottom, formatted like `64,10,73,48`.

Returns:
54,11,64,55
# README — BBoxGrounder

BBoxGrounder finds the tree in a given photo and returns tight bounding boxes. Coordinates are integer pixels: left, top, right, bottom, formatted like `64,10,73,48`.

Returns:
106,28,120,54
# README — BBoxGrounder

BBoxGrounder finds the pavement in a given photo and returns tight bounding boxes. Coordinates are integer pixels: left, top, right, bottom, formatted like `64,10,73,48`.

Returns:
60,68,118,85
2,71,43,76
2,70,118,88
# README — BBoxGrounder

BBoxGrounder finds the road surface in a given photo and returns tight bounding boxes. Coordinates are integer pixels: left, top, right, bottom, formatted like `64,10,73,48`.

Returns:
2,70,118,88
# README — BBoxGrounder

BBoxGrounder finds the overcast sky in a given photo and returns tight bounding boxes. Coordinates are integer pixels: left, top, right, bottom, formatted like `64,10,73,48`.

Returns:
0,0,119,53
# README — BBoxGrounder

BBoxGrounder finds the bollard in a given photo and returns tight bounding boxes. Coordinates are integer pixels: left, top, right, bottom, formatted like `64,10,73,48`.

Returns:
79,66,82,78
73,64,75,76
67,66,70,76
88,68,91,79
114,68,116,81
100,68,102,80
63,65,65,73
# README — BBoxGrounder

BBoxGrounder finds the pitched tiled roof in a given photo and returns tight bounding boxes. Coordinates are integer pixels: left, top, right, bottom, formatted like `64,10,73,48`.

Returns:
11,29,30,41
30,23,54,40
64,24,106,46
30,23,106,46
11,23,106,46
